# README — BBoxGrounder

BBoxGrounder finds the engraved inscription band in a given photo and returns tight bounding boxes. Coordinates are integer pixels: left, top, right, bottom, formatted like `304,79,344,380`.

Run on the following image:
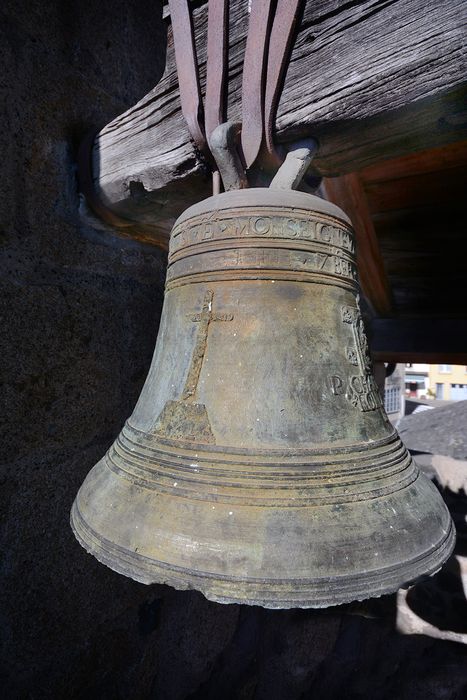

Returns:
167,246,358,289
167,206,357,290
170,207,355,257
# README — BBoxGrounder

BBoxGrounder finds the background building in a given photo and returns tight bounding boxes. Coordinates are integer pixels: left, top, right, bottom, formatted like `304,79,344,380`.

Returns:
384,363,405,425
428,364,467,400
404,363,430,398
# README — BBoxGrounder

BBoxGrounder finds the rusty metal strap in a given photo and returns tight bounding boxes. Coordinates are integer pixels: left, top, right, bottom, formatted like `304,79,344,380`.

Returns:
168,0,208,157
169,0,230,178
205,0,229,141
170,0,304,178
240,0,275,169
241,0,304,171
264,0,304,163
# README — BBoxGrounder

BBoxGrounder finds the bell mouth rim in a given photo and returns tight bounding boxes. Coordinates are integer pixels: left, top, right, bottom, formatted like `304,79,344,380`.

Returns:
70,500,455,609
173,188,352,230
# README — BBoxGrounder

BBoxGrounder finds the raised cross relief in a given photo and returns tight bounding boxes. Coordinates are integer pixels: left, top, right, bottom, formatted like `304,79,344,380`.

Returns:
182,289,233,401
153,290,233,443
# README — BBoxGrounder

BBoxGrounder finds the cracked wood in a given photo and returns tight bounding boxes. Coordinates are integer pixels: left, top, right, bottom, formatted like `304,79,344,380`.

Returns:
91,0,467,243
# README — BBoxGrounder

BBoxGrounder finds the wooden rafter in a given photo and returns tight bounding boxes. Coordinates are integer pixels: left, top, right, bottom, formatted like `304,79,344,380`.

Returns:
370,319,467,364
323,174,393,318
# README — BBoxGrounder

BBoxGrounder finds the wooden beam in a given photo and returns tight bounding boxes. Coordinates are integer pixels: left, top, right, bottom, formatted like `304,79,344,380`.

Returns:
89,0,467,244
359,139,467,184
323,174,393,317
370,319,467,364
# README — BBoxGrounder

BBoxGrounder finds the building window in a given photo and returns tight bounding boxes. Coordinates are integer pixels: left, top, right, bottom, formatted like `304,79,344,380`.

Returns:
384,386,400,414
438,364,452,373
436,383,444,399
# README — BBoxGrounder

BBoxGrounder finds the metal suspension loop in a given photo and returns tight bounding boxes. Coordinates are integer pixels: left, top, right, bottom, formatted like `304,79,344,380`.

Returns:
206,0,230,194
240,0,276,170
168,0,208,157
205,0,229,141
169,0,311,188
264,0,304,165
209,122,248,191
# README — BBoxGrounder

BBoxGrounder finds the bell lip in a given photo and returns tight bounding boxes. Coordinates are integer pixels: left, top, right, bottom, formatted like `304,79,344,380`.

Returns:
173,188,352,230
71,499,456,609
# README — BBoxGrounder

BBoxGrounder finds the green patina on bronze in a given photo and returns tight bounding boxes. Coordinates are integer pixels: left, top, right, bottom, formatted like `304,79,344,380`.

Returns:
71,189,454,608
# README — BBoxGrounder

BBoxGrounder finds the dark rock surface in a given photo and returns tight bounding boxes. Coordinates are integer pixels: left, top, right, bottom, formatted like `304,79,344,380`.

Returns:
1,1,168,696
1,2,467,699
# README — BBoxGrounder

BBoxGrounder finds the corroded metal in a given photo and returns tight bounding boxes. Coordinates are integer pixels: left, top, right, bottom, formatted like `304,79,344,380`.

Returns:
205,0,229,142
269,142,317,190
264,0,304,167
241,0,303,171
71,189,455,608
241,0,275,168
208,122,248,191
169,0,207,157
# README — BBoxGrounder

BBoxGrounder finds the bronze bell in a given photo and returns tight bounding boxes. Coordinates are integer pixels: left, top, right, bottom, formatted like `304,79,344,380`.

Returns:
71,188,454,608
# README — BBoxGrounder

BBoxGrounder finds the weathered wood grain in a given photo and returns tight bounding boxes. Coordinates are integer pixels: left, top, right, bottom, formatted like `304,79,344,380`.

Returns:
91,0,467,242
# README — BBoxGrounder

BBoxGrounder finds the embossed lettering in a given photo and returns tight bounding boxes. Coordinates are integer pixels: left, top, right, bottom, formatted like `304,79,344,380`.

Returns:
237,218,250,236
320,225,332,242
287,219,300,237
330,375,345,395
253,217,271,234
172,214,355,258
346,375,381,412
317,253,328,270
334,256,354,278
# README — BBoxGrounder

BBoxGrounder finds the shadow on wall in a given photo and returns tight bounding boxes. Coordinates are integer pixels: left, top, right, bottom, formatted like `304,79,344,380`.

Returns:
0,0,167,698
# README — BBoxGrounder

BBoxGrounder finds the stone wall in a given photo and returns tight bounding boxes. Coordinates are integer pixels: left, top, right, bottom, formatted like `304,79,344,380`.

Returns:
1,1,168,695
1,2,466,698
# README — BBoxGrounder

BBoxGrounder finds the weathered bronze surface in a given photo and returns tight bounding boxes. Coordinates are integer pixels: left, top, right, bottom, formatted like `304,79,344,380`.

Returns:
71,189,455,608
